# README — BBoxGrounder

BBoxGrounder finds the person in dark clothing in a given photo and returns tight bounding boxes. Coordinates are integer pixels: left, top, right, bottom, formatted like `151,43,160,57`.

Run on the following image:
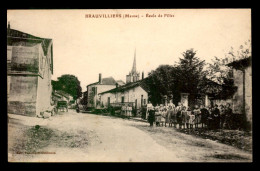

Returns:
224,103,233,129
207,105,213,130
212,104,220,129
219,105,226,129
200,105,209,129
148,108,155,127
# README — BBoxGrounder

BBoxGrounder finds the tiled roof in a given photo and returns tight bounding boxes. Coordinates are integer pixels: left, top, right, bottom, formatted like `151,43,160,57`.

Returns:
226,57,251,70
116,80,125,85
7,28,52,56
87,77,117,87
99,78,150,95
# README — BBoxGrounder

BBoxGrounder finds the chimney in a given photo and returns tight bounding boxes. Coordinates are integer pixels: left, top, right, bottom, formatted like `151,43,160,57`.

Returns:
99,73,102,84
142,72,144,80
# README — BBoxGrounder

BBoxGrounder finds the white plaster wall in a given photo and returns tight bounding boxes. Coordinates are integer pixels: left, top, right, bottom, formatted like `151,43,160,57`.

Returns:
100,86,148,109
87,84,116,107
35,44,52,115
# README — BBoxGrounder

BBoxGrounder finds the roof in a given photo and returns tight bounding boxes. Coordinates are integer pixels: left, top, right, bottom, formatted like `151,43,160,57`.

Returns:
116,80,125,85
7,28,53,74
227,57,251,70
87,77,117,87
99,78,150,95
54,90,71,99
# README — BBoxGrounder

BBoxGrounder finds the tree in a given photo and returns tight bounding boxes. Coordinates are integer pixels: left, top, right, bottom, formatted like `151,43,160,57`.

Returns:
174,49,207,107
146,65,175,105
52,74,82,100
206,40,251,100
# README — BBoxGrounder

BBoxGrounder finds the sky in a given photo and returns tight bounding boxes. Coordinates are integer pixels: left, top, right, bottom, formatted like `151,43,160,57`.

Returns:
7,9,251,92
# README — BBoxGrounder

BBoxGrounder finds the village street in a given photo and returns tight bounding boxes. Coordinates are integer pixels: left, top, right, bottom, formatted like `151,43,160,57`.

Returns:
8,110,252,162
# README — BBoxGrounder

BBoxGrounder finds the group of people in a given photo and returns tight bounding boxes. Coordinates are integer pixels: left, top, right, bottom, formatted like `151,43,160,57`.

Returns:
121,104,133,117
146,102,233,130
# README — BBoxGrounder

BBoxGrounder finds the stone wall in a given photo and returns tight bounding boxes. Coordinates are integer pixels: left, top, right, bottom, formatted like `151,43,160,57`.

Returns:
8,76,38,116
232,65,252,124
7,43,53,117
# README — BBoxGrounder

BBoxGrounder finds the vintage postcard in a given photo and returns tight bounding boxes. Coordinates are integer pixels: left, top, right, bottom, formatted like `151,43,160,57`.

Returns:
7,9,252,162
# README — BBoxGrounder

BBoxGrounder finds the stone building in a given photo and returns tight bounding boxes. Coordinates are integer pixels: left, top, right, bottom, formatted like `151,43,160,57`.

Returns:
99,79,149,110
86,74,120,109
7,23,53,116
227,57,252,128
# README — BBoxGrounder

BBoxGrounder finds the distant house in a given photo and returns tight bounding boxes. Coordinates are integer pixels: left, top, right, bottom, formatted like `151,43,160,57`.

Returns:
99,79,149,110
86,74,118,108
7,23,53,117
227,57,252,128
52,90,73,105
116,80,125,86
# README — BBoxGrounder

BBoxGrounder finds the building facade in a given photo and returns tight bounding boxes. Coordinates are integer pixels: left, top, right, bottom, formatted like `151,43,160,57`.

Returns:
99,80,149,110
227,57,252,127
86,74,118,108
7,24,53,116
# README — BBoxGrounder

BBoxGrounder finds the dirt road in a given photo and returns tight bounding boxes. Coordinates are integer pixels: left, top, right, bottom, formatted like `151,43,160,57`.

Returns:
8,110,252,162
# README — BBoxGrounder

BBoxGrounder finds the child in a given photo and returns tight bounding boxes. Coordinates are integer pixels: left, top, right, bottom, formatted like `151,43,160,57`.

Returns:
161,107,167,127
193,105,201,129
189,108,195,129
181,106,188,129
166,106,173,127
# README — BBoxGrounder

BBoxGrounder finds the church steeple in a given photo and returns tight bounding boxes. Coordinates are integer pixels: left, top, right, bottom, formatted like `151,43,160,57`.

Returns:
131,48,137,74
126,48,140,84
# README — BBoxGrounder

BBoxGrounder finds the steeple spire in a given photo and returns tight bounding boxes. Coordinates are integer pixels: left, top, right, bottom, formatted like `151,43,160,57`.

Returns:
131,48,136,74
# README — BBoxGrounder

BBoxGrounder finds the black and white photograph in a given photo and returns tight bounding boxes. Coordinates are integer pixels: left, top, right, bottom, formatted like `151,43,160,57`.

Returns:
7,9,252,162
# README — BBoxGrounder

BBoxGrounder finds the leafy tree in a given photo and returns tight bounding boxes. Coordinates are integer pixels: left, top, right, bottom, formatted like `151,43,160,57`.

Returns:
174,49,207,107
147,65,175,105
52,74,82,100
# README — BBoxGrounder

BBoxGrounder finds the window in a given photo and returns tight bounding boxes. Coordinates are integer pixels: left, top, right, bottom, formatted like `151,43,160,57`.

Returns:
141,95,143,107
144,99,146,105
121,96,124,103
108,97,110,106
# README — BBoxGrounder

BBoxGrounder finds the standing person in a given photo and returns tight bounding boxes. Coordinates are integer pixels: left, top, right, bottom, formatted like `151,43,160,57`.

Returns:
212,104,220,129
161,107,167,127
155,105,161,126
207,105,213,130
176,107,182,129
188,107,195,129
219,104,226,129
224,103,233,129
185,106,191,129
166,106,172,127
146,101,153,120
200,104,210,129
172,104,177,128
175,102,182,128
180,106,187,129
194,105,201,129
148,107,155,127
